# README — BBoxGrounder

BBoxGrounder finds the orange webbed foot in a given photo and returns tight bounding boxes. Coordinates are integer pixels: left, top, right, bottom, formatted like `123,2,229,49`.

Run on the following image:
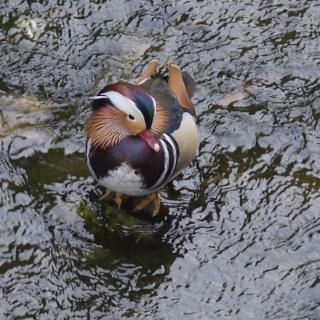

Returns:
134,190,161,216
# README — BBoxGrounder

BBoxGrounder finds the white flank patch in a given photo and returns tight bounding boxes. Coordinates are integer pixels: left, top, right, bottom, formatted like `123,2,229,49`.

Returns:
98,162,150,196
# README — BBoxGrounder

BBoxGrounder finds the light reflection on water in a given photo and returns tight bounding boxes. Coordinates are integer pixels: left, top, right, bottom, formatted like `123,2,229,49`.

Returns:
1,0,320,319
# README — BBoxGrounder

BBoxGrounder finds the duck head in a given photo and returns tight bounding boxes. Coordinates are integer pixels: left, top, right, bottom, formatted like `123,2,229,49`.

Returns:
86,83,160,152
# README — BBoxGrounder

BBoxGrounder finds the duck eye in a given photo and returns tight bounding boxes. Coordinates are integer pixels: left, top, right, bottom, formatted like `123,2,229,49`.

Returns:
128,114,135,120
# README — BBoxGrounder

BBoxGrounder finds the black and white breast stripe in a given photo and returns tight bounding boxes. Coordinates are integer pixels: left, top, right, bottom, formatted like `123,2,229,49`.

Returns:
86,139,97,180
150,133,179,190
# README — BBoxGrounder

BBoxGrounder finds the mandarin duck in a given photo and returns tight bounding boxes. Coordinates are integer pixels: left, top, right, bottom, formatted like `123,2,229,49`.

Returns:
86,60,198,215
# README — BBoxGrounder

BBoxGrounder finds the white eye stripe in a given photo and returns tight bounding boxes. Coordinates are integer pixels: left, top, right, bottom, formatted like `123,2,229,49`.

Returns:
90,95,108,100
91,91,145,124
90,92,112,100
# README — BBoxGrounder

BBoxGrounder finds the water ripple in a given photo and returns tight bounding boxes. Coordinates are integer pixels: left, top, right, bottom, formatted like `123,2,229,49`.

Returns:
1,0,320,319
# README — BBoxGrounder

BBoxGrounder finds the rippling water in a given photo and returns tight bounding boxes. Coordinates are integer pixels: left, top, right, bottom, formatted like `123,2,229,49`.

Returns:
1,0,320,319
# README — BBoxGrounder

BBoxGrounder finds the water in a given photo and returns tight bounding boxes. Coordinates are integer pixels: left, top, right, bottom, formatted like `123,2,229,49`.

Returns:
1,0,320,319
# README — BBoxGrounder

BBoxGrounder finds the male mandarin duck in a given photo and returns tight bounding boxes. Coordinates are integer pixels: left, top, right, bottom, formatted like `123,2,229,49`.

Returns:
86,60,198,215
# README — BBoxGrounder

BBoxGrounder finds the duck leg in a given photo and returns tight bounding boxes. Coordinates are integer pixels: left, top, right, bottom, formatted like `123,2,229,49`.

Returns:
114,192,122,207
134,189,161,216
100,189,123,207
100,189,112,200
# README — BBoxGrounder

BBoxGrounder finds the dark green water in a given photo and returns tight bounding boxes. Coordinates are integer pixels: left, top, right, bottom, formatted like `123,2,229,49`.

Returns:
1,0,320,319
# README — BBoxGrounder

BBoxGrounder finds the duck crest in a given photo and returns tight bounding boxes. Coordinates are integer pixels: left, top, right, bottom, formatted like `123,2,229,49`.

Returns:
118,83,156,129
92,83,156,129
